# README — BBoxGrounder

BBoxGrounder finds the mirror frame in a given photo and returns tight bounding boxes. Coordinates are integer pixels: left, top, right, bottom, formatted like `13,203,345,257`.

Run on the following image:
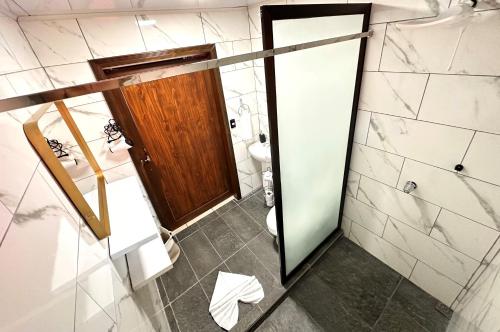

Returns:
23,100,110,239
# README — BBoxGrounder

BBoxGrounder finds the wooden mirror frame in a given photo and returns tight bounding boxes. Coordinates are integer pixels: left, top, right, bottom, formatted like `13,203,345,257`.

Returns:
23,100,110,239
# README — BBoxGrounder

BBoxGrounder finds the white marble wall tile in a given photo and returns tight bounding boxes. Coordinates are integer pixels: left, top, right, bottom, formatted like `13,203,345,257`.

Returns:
0,171,78,332
0,0,28,18
353,110,370,144
20,19,92,67
384,217,480,285
343,195,388,236
0,200,12,241
367,113,474,170
78,221,116,320
0,110,40,213
397,159,500,231
409,261,463,306
15,0,71,14
239,175,253,197
354,0,448,24
350,143,404,186
430,209,499,261
0,17,40,75
447,10,500,76
216,41,236,72
341,216,352,236
363,23,385,71
349,221,417,278
462,132,500,185
346,170,360,198
248,0,285,39
251,38,263,67
380,10,500,75
201,8,250,43
45,62,104,107
70,0,131,10
233,141,249,163
39,101,111,146
419,75,500,134
75,285,117,332
221,68,256,99
256,91,267,115
358,176,440,234
226,92,258,115
5,68,53,95
253,66,265,93
237,157,260,180
233,39,253,69
359,72,428,118
0,75,16,98
137,13,205,52
78,16,145,58
451,0,500,10
251,171,263,190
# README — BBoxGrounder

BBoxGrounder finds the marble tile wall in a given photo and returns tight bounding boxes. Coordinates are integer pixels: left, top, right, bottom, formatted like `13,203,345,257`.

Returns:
325,0,500,317
0,6,261,332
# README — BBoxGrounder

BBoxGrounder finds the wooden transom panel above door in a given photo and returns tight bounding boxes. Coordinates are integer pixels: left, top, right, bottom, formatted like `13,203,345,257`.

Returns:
90,45,240,230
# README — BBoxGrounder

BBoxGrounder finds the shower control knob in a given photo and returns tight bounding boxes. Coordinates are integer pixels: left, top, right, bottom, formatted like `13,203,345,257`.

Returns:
403,181,417,194
454,164,464,172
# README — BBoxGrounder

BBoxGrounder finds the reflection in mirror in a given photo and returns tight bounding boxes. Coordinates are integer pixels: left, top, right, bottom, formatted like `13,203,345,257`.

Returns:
23,100,111,239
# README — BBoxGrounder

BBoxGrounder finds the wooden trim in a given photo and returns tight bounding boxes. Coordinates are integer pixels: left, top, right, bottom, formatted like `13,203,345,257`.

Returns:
89,44,240,229
23,101,110,239
262,3,371,284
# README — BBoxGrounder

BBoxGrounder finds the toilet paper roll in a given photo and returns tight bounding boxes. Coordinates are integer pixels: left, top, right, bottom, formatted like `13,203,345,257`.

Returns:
108,137,132,153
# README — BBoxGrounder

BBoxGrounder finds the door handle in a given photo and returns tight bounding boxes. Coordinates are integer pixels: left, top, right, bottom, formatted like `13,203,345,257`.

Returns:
141,154,151,165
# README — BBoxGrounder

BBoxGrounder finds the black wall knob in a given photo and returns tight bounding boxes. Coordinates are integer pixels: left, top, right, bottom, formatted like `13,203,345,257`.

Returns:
454,164,464,172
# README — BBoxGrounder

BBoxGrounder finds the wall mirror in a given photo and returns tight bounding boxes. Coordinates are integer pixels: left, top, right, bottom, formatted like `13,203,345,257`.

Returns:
262,3,371,283
23,100,110,239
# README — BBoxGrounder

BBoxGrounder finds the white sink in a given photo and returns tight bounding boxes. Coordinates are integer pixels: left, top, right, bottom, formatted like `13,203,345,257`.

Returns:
248,142,271,163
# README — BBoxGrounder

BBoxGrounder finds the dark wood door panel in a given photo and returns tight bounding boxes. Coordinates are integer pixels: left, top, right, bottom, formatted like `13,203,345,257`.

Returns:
122,72,231,220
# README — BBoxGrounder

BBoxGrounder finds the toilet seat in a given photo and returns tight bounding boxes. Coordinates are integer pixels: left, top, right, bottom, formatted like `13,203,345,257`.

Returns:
266,206,277,236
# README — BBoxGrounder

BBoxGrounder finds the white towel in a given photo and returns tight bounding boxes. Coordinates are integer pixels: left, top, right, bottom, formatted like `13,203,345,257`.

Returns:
209,272,264,330
108,136,132,153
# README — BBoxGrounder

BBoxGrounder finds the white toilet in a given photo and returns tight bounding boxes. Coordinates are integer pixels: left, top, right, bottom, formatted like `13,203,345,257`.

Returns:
266,206,277,237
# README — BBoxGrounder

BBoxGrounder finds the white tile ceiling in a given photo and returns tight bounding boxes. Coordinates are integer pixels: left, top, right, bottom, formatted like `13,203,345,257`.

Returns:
1,0,264,17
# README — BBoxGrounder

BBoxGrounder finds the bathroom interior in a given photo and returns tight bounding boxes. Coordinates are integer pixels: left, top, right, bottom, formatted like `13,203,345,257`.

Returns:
1,0,499,331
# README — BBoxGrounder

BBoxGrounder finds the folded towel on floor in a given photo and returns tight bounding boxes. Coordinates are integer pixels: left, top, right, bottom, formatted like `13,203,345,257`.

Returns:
209,271,264,330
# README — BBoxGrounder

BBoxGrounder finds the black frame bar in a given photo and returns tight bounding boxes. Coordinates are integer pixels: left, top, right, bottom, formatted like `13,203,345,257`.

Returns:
261,3,371,285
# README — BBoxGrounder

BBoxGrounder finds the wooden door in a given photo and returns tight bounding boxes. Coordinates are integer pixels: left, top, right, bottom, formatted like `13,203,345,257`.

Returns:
90,45,240,230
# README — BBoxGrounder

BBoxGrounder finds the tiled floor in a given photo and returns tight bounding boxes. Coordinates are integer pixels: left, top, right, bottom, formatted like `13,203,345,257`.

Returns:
155,190,284,332
255,238,453,332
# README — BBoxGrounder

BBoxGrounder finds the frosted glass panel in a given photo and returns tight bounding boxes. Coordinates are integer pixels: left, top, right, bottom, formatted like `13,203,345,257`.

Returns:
273,15,364,275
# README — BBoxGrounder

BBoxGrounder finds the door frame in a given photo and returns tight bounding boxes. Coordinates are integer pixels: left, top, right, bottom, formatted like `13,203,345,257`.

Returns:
89,44,241,230
261,4,371,284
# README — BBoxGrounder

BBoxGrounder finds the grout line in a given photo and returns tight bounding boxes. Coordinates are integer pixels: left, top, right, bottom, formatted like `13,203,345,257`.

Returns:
460,131,476,164
245,236,281,283
381,215,389,237
395,157,406,187
364,111,372,145
175,245,208,301
362,69,500,79
372,276,403,329
377,23,388,71
428,207,443,235
168,303,182,332
415,73,430,119
75,18,95,60
134,15,148,51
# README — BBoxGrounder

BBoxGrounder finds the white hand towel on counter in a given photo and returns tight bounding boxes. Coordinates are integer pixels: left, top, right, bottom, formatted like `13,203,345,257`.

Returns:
209,271,264,330
239,107,253,141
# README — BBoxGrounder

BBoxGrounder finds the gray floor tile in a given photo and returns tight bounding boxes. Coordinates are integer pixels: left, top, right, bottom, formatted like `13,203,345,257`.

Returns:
391,279,451,332
373,299,428,332
176,223,200,241
202,217,245,259
165,305,180,332
312,238,401,326
247,231,280,279
180,231,222,279
225,247,285,312
231,305,262,332
238,195,271,228
156,277,168,306
171,284,222,332
199,263,231,301
215,200,238,215
289,273,372,332
198,211,220,228
160,250,198,302
256,297,323,332
221,206,263,243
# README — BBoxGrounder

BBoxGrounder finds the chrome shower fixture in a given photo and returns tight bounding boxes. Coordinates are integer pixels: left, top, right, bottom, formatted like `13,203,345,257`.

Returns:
403,181,418,194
